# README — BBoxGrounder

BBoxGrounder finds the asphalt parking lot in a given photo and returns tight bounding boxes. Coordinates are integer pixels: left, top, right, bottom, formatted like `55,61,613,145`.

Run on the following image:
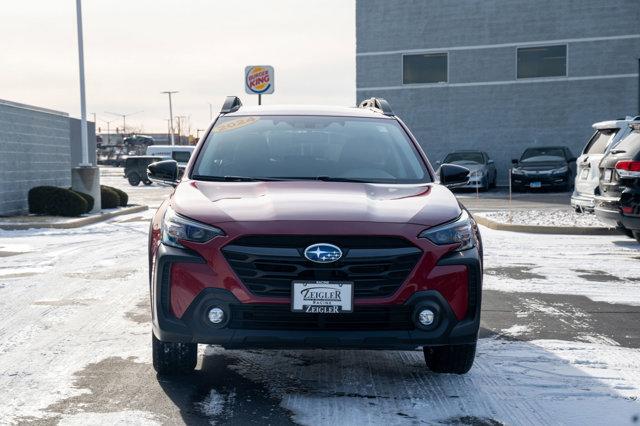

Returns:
1,167,638,425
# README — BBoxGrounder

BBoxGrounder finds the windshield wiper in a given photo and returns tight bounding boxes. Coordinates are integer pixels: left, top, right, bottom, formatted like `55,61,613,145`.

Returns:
314,176,370,183
191,175,283,182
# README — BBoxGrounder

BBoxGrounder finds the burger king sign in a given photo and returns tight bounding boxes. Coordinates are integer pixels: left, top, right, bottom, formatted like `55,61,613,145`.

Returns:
244,65,275,95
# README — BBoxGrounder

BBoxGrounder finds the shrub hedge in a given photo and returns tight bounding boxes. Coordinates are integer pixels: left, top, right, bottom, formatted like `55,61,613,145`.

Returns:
109,186,129,207
28,186,88,217
100,185,121,209
28,185,129,216
69,189,94,213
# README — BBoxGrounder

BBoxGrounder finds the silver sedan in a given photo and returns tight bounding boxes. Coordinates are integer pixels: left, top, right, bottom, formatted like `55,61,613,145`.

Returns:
437,150,497,190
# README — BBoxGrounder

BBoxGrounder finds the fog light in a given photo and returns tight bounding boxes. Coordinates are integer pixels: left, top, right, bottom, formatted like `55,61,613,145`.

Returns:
418,309,435,326
207,307,225,324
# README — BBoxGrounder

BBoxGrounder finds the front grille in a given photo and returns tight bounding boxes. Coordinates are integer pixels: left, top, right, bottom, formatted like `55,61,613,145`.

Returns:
222,236,422,298
229,304,415,330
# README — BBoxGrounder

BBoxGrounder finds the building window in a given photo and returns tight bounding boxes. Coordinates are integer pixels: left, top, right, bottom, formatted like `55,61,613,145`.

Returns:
403,53,448,84
517,45,567,79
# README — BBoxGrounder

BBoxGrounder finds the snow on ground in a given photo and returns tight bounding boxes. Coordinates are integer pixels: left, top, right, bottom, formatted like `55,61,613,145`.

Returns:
477,209,608,227
0,212,154,423
210,337,640,425
481,225,640,305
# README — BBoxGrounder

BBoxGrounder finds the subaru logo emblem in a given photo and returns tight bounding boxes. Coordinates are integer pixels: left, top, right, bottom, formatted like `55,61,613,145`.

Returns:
304,243,342,263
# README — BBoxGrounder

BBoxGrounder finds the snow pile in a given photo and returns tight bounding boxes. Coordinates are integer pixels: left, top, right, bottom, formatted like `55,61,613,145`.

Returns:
477,209,608,227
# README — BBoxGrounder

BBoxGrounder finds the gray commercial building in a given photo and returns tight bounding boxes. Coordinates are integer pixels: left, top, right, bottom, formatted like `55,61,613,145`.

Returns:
0,99,95,216
356,0,640,184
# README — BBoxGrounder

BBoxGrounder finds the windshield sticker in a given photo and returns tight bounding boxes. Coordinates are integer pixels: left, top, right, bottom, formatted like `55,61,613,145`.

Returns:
212,116,259,133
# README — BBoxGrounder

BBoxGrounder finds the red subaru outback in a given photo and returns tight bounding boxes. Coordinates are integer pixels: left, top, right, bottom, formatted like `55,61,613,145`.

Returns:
148,97,482,375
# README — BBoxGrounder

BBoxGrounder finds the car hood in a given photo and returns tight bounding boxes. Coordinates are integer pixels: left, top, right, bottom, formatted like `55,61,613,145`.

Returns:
451,162,485,173
172,180,461,227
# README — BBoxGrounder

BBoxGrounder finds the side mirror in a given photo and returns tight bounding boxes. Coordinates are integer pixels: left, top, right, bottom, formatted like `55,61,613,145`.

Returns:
147,160,179,186
511,159,519,165
439,164,470,187
488,159,495,164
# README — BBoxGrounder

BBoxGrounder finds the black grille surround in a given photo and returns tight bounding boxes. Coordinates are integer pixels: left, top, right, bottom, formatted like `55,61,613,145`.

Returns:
229,304,415,331
222,235,422,298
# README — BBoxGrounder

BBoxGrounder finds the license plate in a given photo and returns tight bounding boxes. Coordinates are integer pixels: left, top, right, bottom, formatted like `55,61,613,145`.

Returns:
580,168,589,179
604,169,613,182
292,281,353,313
530,182,542,188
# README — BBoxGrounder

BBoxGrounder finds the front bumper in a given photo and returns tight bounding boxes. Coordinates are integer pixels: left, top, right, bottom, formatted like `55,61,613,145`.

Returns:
151,244,482,350
511,173,569,190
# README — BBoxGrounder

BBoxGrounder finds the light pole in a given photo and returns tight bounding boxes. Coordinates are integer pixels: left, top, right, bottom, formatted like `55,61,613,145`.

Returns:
161,91,178,145
75,0,89,166
176,115,188,144
72,0,100,213
101,119,116,144
105,110,142,138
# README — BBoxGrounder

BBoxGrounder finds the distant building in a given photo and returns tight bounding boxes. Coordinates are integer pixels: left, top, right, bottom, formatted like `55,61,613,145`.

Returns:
356,0,640,183
0,99,95,216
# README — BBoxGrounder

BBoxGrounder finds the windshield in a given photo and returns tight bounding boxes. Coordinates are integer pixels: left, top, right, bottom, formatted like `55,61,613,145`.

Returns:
443,152,485,164
192,115,430,183
521,148,565,162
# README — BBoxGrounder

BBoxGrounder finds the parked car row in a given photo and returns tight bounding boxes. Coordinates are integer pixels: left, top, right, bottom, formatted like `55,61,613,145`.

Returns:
588,118,640,242
437,147,577,192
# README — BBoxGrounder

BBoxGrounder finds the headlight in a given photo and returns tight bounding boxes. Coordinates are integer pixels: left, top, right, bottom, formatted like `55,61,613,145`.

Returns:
550,166,569,174
419,210,477,251
511,168,524,175
161,206,224,248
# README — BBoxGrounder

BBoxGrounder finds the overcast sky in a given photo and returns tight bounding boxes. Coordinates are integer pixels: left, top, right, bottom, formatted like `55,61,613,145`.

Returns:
0,0,355,133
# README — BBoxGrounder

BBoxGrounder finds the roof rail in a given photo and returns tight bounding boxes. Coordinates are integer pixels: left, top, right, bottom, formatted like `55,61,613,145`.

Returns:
221,96,242,114
358,97,394,116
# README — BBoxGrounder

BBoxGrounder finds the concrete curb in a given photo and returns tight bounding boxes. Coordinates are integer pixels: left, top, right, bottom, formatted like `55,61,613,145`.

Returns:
473,214,621,235
0,205,148,230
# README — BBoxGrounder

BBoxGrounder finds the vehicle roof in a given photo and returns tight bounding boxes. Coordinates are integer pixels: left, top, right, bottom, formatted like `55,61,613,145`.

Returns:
593,116,640,130
223,104,395,119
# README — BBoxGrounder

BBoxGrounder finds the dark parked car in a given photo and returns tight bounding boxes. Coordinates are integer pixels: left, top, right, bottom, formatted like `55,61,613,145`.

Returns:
438,150,496,191
595,122,640,239
511,146,576,191
124,156,162,186
147,97,483,376
123,135,155,156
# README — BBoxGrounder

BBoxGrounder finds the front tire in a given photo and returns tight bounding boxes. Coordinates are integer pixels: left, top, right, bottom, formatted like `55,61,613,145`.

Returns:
424,343,476,374
128,173,141,186
152,333,197,376
633,231,640,244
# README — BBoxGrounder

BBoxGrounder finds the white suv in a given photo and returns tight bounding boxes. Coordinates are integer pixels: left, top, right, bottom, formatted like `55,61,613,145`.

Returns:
571,117,638,212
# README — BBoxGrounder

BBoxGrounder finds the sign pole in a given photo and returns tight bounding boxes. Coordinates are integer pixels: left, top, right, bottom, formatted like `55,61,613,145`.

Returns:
258,94,262,106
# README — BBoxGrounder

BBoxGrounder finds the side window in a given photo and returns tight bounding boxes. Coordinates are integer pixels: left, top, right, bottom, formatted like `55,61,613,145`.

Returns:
403,53,448,84
517,45,567,79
